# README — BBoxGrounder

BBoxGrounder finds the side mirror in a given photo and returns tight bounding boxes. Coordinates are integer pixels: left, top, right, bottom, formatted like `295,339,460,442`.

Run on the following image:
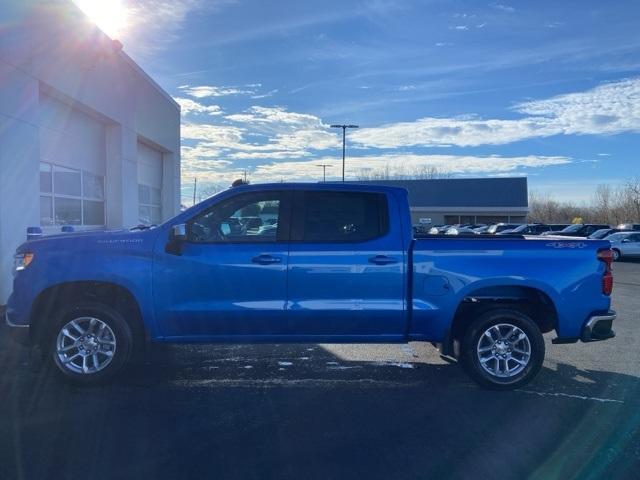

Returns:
220,222,231,236
166,223,187,255
171,223,187,241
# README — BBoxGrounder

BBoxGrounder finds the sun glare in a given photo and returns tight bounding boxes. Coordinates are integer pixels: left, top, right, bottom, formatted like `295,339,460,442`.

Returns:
73,0,129,39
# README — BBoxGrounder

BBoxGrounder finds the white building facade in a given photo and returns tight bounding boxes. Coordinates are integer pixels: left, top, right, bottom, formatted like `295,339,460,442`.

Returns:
0,2,181,304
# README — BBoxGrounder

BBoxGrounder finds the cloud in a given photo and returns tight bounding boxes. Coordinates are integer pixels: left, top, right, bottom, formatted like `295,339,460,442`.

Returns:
489,3,515,13
249,154,570,182
180,106,341,167
174,98,223,116
251,89,279,99
179,84,259,98
350,78,640,148
179,152,569,185
451,25,469,31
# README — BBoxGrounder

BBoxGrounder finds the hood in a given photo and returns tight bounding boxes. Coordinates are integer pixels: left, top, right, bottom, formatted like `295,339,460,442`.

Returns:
16,227,160,255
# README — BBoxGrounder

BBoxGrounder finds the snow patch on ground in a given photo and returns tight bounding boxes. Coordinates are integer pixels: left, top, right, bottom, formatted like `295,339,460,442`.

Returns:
278,361,293,367
373,361,415,369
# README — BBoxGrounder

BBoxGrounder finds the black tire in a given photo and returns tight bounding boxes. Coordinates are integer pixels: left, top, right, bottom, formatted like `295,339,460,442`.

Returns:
45,302,133,385
612,249,622,262
461,308,545,390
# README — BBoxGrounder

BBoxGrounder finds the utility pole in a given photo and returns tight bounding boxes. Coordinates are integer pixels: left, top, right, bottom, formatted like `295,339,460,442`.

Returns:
316,164,332,182
193,177,197,205
243,170,247,183
330,124,359,182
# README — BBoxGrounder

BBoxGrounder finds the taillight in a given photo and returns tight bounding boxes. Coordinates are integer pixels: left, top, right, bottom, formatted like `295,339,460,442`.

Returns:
598,249,614,295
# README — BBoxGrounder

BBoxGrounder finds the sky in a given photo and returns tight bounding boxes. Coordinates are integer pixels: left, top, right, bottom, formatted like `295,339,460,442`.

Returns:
73,0,640,204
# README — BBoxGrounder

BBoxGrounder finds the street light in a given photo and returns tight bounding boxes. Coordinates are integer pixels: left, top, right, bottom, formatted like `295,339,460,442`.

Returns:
316,164,332,182
330,124,359,182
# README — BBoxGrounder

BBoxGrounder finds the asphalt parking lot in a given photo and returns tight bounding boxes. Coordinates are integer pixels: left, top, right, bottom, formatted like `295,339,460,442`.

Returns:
1,261,639,480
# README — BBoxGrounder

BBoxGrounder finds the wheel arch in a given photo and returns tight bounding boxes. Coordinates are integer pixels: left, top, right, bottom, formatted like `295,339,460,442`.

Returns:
450,285,559,341
30,280,147,347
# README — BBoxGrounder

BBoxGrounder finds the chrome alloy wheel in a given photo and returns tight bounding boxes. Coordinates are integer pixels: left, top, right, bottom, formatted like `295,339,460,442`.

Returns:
476,323,531,378
56,317,116,374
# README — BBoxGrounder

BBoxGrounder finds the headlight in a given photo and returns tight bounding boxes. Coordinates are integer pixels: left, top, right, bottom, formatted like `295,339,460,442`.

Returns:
13,253,34,272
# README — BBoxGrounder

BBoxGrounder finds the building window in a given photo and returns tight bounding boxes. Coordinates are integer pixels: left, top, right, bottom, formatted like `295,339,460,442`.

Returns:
138,184,162,225
39,162,105,226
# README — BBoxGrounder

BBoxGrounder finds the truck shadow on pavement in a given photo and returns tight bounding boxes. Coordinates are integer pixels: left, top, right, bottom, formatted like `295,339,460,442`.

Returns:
1,339,637,403
1,338,640,480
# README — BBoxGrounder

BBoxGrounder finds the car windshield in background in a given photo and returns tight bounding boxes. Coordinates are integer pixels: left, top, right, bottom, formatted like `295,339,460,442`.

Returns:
607,233,631,242
589,229,614,239
560,224,583,233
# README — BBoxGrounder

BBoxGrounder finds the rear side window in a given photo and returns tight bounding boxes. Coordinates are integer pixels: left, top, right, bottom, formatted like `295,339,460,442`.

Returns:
293,191,389,242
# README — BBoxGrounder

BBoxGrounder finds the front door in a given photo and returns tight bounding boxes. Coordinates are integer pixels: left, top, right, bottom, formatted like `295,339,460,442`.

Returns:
153,190,291,338
286,189,406,339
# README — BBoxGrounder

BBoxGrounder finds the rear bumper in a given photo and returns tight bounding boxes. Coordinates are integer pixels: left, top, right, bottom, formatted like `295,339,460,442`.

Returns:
581,310,616,342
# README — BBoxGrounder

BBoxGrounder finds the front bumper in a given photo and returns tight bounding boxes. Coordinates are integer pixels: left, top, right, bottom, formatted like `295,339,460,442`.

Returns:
581,310,616,342
2,307,31,347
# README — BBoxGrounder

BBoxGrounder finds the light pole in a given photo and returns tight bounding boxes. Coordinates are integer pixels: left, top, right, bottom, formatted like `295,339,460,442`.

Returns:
330,124,359,182
316,164,332,182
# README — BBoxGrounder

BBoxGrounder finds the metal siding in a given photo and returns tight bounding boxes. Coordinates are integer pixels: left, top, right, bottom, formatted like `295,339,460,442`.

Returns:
353,178,528,208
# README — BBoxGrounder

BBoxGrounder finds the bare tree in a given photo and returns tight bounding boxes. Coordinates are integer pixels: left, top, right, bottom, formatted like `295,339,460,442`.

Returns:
625,177,640,223
355,164,451,180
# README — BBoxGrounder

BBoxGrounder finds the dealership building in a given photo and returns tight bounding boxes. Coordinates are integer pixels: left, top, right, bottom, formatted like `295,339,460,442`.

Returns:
356,178,529,225
0,2,181,304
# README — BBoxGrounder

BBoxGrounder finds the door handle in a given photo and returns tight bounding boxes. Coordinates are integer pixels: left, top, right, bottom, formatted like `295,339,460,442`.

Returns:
252,254,282,265
369,255,398,265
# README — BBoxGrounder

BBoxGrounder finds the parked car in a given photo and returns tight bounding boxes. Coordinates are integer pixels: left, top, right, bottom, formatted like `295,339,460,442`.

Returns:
445,224,486,235
472,226,490,234
6,183,615,390
428,225,451,234
616,223,640,231
485,223,522,234
608,231,640,261
498,224,557,235
543,224,611,238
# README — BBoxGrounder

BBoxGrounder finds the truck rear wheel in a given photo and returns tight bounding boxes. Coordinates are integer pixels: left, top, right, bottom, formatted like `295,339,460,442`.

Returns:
45,302,133,385
461,309,545,390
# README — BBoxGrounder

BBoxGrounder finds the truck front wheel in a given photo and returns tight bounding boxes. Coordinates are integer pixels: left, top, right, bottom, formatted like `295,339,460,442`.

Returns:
46,302,133,384
461,309,545,390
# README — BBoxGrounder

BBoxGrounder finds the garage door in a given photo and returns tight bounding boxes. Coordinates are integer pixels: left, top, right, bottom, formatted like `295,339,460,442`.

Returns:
137,141,163,225
39,93,106,227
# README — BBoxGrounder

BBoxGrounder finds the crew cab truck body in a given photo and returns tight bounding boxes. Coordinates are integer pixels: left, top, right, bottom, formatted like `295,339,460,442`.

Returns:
5,183,616,389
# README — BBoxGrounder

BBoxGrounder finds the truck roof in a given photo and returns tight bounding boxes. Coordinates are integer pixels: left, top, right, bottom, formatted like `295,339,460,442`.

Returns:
228,182,409,195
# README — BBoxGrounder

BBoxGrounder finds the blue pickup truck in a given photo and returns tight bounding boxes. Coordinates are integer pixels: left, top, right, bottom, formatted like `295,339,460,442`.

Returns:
5,183,616,389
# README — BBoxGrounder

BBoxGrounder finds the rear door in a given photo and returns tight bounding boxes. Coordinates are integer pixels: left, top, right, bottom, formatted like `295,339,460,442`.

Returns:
286,188,406,339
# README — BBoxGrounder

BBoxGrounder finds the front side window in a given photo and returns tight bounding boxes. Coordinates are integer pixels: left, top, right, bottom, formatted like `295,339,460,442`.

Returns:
188,192,282,243
294,191,388,242
39,162,105,226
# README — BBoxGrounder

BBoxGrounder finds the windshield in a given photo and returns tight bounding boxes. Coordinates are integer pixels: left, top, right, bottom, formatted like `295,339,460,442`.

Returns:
560,224,583,233
607,233,631,242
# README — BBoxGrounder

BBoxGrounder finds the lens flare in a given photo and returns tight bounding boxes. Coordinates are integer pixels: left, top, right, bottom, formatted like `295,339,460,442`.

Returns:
73,0,129,39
